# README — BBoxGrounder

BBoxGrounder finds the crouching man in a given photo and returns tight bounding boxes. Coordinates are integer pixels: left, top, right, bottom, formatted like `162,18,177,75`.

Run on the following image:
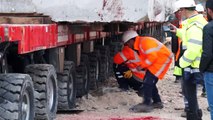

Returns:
114,30,172,113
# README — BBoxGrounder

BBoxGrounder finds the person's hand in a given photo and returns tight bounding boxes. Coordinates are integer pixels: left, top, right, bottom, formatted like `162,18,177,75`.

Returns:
169,24,177,33
123,70,132,79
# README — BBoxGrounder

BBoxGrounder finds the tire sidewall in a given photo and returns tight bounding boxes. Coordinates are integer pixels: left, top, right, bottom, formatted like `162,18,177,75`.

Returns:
19,75,34,120
67,62,76,108
46,68,58,118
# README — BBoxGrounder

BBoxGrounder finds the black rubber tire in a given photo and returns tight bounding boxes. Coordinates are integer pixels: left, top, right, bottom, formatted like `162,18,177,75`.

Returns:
76,54,89,97
57,61,76,110
88,50,100,90
0,55,8,73
95,46,110,81
109,42,123,57
109,42,123,76
0,74,34,120
25,64,58,120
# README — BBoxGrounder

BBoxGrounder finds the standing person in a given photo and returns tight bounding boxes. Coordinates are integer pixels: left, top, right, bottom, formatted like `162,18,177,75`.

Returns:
199,0,213,119
171,7,183,83
118,30,172,113
170,7,189,117
196,3,207,98
170,0,208,119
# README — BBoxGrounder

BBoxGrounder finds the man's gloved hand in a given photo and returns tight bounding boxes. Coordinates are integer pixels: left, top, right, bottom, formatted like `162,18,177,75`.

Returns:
123,70,132,78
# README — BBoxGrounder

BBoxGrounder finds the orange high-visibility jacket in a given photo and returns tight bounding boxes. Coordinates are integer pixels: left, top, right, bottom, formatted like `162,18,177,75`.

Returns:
134,36,173,79
113,46,146,81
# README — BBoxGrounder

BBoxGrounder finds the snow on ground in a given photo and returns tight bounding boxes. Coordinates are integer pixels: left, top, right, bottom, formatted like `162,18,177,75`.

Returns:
56,66,210,120
56,42,210,120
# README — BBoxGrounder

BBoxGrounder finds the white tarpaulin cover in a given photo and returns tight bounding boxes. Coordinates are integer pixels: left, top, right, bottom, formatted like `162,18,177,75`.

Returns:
0,0,176,23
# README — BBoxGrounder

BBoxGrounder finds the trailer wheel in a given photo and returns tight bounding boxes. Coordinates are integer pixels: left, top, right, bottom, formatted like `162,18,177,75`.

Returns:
95,46,110,81
109,42,123,76
109,42,123,57
88,50,100,90
25,64,58,120
76,54,90,97
57,61,76,110
76,64,88,97
0,74,34,120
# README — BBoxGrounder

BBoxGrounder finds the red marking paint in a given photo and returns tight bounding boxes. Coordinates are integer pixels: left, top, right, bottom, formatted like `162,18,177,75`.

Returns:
110,116,170,120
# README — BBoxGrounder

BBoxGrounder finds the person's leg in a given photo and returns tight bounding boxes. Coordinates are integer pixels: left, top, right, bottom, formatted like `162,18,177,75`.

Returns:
151,79,163,109
204,72,213,120
115,73,129,90
181,76,189,107
128,77,143,96
113,64,129,90
174,59,182,83
128,77,143,90
180,97,188,117
152,81,161,103
129,70,156,112
143,70,158,105
194,72,204,120
183,70,200,120
175,76,181,83
180,75,188,117
201,79,207,98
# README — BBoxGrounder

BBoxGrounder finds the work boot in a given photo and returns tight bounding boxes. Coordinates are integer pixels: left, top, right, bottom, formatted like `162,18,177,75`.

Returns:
186,111,199,120
152,102,164,109
174,76,181,83
181,107,189,118
129,103,153,113
174,79,180,83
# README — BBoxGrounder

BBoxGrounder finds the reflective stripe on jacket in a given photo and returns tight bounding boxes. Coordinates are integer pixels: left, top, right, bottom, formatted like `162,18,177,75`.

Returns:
113,46,146,80
133,36,172,79
176,14,208,68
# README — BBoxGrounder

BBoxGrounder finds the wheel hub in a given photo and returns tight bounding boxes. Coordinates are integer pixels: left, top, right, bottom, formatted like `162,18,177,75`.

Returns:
48,78,54,111
68,74,74,101
22,91,30,120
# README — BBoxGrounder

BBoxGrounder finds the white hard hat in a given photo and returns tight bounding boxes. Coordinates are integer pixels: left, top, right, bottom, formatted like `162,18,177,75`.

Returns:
173,6,180,13
196,4,204,12
173,2,180,13
122,30,138,43
175,0,196,8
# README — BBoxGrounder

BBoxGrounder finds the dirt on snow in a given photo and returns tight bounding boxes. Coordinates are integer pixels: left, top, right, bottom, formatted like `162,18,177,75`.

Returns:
56,41,210,120
56,62,210,120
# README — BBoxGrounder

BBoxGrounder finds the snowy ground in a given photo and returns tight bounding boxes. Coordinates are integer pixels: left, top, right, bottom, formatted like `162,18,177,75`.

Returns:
56,41,210,120
56,67,210,120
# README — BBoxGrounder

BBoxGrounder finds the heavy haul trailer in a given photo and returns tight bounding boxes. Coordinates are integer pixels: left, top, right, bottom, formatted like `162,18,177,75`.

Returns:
0,0,176,120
